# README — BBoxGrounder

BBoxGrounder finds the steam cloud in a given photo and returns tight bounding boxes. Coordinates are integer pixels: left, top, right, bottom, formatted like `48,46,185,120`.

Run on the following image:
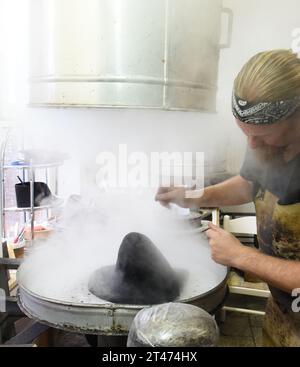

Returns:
19,188,227,304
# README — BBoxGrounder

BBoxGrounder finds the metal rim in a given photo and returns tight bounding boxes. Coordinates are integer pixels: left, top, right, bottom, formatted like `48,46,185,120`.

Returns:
17,266,229,310
17,268,229,335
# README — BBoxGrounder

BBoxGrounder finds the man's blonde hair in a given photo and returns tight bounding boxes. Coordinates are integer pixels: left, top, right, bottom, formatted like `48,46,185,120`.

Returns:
234,50,300,103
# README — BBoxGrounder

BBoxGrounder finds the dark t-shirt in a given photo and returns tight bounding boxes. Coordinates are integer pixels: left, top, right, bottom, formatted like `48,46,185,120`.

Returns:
240,149,300,314
240,149,300,205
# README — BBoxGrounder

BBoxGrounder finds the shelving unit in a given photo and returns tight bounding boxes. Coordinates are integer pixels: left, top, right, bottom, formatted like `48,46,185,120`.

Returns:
1,165,63,244
0,128,64,286
0,127,67,345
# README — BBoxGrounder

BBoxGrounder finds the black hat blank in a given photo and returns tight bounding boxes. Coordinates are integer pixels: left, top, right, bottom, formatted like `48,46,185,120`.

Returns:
88,232,184,305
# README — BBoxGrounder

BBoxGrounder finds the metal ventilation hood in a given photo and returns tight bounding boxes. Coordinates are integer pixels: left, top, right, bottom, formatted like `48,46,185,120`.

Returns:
30,0,232,111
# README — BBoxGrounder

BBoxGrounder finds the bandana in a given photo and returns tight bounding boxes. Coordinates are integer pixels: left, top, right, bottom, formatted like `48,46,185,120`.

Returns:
232,93,300,125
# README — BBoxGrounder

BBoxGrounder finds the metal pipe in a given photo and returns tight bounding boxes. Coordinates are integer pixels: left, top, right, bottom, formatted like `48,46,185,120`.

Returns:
54,166,58,196
22,166,27,225
29,163,35,245
0,128,10,251
223,306,266,316
45,167,49,220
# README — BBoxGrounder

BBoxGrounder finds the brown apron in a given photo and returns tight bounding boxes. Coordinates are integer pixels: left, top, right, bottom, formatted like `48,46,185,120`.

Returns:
254,189,300,346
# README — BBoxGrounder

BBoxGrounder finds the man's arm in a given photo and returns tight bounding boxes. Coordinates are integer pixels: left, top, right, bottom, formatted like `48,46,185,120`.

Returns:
206,223,300,294
155,175,254,209
197,175,254,207
235,247,300,294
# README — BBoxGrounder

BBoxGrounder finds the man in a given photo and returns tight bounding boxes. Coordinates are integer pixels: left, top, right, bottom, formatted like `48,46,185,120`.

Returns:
155,50,300,347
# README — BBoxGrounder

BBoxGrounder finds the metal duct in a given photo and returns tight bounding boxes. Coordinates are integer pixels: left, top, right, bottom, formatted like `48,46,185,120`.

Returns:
29,0,233,111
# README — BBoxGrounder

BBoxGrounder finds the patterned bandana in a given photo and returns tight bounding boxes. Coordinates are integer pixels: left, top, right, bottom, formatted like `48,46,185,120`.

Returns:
232,93,300,125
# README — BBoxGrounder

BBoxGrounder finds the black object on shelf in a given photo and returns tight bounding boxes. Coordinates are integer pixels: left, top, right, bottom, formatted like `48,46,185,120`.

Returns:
15,181,52,208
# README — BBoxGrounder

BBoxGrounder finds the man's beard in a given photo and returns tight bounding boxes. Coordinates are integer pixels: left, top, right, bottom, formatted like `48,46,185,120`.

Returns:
254,145,286,166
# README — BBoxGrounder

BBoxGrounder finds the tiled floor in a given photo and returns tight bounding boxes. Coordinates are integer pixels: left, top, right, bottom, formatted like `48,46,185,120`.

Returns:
217,293,267,347
217,312,264,347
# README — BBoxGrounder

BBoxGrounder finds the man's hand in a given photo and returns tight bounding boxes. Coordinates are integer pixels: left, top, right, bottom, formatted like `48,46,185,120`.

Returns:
155,186,197,209
206,225,300,294
205,222,253,267
155,176,254,211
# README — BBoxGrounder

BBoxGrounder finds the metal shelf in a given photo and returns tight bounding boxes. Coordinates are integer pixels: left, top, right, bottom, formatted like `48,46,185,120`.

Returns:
1,128,65,245
3,162,64,170
3,197,64,213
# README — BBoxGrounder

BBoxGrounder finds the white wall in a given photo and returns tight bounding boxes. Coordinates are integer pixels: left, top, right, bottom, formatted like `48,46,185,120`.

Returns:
0,0,29,120
4,0,300,197
219,0,300,171
23,108,228,197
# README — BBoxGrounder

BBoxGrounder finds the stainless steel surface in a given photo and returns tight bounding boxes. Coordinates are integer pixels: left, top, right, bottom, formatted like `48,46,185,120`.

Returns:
18,274,228,335
17,230,228,336
30,0,232,111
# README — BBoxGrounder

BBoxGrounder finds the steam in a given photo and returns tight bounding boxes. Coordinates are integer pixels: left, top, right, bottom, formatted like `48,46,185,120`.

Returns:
17,106,229,306
19,188,226,304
